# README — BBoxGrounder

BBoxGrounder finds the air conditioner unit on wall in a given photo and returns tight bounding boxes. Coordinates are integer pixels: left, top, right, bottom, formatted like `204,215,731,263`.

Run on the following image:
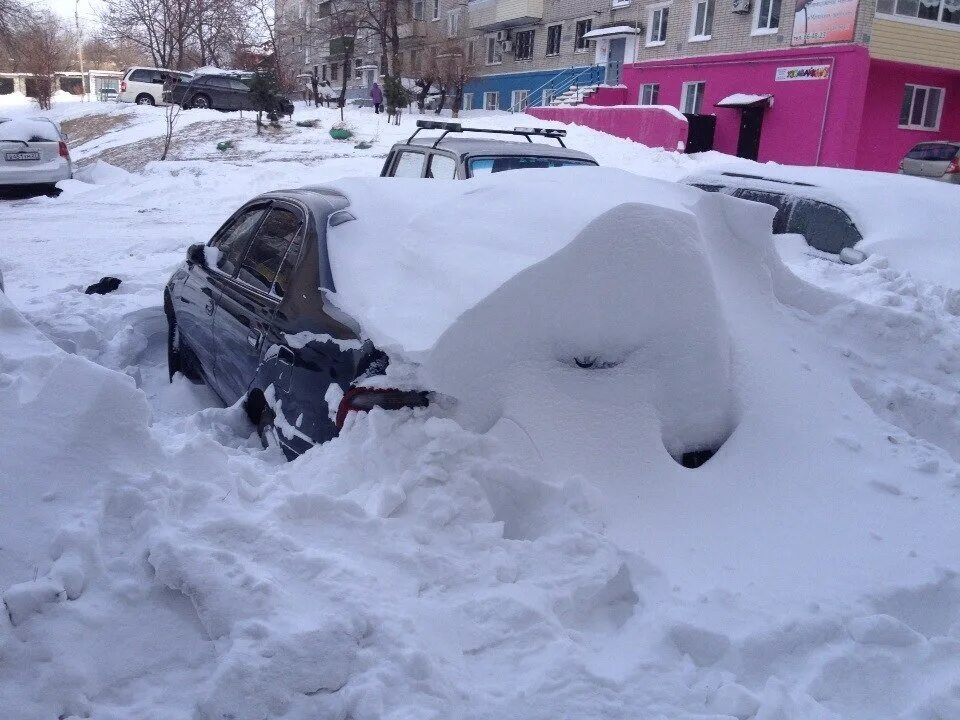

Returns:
500,40,514,52
496,29,511,42
731,0,752,12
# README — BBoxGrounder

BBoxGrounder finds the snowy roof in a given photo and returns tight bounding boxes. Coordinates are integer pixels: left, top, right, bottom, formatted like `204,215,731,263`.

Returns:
715,93,773,108
581,25,642,38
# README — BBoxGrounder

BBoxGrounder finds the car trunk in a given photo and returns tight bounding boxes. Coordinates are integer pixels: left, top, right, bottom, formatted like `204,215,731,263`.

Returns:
0,139,60,171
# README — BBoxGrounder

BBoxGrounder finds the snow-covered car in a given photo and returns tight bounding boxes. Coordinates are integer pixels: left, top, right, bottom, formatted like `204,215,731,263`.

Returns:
118,67,192,106
167,73,294,116
0,117,72,191
381,121,598,179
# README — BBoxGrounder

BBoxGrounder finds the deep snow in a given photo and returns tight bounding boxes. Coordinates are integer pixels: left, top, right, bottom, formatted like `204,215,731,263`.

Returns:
1,99,960,720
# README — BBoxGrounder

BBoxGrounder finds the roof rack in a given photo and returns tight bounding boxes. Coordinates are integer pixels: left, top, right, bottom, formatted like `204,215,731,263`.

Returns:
406,120,567,148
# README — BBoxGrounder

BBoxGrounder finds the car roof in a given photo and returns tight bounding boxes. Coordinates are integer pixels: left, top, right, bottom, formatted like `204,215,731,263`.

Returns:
127,66,187,73
404,136,597,161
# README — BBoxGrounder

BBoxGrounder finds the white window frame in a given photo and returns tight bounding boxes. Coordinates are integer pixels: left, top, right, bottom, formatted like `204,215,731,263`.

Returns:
511,88,529,110
680,80,705,114
646,3,671,46
514,28,535,60
574,18,594,52
689,0,714,40
546,23,563,56
486,35,503,64
462,92,473,110
432,0,440,21
752,0,781,34
639,82,660,105
876,0,960,29
447,9,460,37
899,84,945,130
484,91,500,110
542,88,555,105
412,0,424,21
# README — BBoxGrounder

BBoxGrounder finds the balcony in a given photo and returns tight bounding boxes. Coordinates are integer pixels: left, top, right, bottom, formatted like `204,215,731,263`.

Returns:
469,0,543,31
397,20,427,39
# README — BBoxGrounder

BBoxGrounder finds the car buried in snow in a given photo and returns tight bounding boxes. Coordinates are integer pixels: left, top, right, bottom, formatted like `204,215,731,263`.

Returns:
381,120,598,179
0,117,73,193
164,187,429,459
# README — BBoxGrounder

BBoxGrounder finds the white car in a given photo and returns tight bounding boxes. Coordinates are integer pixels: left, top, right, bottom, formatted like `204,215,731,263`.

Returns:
118,67,192,106
0,117,72,190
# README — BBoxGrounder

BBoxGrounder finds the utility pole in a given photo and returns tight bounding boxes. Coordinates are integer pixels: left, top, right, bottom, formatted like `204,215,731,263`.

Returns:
75,0,86,99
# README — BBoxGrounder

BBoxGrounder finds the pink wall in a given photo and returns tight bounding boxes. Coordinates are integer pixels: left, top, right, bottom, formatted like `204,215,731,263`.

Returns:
585,86,629,106
620,45,872,167
856,59,960,172
528,105,688,151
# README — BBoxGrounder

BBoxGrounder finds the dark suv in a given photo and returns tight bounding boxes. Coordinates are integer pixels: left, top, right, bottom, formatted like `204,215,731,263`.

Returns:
166,73,294,116
164,188,425,459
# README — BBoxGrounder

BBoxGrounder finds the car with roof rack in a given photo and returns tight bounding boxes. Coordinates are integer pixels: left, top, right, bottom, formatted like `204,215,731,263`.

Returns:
381,120,598,179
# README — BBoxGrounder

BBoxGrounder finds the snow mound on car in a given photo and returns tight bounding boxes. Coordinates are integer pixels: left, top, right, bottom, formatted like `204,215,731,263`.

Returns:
0,117,60,142
326,168,708,355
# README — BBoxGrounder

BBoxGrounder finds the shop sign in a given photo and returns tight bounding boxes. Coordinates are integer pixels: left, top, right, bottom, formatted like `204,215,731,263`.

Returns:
775,64,831,81
792,0,860,45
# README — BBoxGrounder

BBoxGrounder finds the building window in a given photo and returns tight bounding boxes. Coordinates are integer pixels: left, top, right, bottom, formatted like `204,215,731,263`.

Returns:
367,33,377,53
321,64,328,79
317,0,330,17
432,0,440,21
486,35,503,64
546,24,562,55
355,58,363,79
305,47,311,63
681,81,705,114
447,9,460,36
511,88,529,110
647,5,670,45
753,0,781,32
877,0,960,24
484,91,499,110
690,0,714,39
640,83,660,105
514,29,535,60
467,39,475,63
410,48,420,71
575,19,593,51
412,0,424,20
899,84,945,129
330,63,339,81
462,92,473,110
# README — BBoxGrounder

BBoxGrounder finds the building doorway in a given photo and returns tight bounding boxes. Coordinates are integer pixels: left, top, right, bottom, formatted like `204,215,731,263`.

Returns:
737,107,765,161
684,113,716,153
605,38,625,85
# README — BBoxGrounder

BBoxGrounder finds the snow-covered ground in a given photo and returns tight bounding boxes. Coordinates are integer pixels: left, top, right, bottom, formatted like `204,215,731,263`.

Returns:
2,99,960,720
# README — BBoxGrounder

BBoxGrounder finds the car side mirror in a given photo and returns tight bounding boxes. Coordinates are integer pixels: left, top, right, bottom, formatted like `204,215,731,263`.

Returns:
187,243,207,267
839,247,867,265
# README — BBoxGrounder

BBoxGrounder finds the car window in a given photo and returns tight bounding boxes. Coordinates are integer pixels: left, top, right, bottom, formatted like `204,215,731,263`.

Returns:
906,143,959,161
228,79,250,91
786,199,862,254
467,156,596,176
732,189,792,234
690,183,725,192
206,77,232,89
392,151,426,178
238,207,303,294
273,227,305,298
210,206,268,276
426,154,457,179
130,69,152,82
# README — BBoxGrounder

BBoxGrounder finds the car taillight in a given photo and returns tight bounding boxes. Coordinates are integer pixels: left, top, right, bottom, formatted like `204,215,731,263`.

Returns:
58,141,69,159
335,387,429,429
121,80,127,92
947,156,960,174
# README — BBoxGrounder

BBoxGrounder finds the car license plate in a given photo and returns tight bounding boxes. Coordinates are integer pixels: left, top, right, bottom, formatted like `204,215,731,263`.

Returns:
4,151,40,161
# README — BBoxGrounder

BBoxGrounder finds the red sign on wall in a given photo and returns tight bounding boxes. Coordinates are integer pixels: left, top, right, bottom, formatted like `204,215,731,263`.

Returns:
792,0,860,45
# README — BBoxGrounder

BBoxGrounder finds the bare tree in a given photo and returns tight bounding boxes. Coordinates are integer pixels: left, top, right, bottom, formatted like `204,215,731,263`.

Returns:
160,93,181,159
20,12,74,109
435,40,473,118
101,0,199,69
0,0,36,71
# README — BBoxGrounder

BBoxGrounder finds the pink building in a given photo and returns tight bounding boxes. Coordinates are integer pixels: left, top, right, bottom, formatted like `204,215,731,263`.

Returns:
533,0,960,172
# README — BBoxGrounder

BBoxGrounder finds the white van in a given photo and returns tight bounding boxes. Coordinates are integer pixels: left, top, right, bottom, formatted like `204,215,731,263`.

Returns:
118,67,192,106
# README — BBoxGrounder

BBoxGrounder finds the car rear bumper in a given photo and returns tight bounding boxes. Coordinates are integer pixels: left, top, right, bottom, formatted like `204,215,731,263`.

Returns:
0,161,72,186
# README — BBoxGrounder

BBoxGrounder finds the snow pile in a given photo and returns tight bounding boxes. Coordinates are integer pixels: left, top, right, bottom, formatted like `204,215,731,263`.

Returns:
0,117,60,142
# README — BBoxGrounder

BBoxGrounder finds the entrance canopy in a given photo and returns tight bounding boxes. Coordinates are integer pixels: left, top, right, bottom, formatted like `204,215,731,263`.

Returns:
715,93,773,108
581,25,643,39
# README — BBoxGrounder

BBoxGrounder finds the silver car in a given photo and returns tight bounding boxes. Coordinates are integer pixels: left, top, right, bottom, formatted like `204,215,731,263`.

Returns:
899,141,960,184
0,116,73,191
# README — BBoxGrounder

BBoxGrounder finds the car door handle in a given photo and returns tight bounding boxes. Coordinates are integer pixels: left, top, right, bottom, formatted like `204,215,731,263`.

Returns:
247,331,263,350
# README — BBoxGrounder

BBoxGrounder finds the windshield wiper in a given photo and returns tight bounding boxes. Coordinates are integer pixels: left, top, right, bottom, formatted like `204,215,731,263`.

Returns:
0,139,29,146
